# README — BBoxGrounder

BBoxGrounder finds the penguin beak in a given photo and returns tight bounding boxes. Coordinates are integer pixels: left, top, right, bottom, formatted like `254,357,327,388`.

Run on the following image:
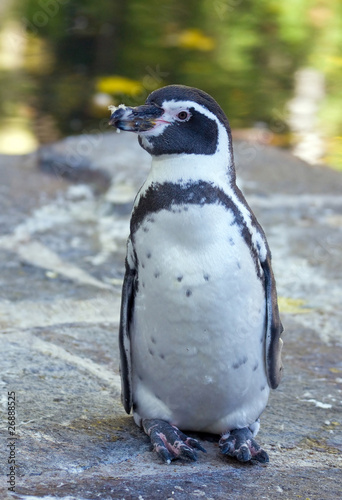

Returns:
109,104,165,133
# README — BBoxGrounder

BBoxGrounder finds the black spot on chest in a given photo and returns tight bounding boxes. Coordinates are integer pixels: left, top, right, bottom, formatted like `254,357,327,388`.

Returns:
232,355,248,369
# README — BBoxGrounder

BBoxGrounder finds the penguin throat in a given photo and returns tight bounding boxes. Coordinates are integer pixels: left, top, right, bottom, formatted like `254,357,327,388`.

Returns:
142,112,236,185
148,152,235,187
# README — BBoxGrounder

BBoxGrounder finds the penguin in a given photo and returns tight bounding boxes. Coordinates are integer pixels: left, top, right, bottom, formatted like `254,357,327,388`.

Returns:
109,85,283,464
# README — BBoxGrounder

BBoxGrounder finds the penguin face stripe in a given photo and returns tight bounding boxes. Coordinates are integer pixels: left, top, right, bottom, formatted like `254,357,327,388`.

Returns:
138,98,231,158
131,181,263,279
139,106,219,156
159,99,228,130
146,85,231,133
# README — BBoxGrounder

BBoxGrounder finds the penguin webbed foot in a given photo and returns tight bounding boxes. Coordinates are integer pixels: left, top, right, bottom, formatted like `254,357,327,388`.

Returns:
142,418,206,464
219,427,269,464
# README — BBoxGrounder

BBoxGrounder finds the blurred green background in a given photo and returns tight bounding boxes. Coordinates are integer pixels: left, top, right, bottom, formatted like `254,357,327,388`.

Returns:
0,0,341,168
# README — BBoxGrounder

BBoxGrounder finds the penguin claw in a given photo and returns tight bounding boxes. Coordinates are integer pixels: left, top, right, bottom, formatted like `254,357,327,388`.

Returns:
142,418,206,464
219,427,269,464
251,448,269,463
235,443,252,462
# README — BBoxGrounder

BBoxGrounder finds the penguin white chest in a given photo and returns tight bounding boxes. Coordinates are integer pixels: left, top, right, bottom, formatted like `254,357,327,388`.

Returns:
131,202,268,433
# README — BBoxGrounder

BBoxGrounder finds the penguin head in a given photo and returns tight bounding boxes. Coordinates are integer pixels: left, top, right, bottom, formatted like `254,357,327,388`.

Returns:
109,85,234,163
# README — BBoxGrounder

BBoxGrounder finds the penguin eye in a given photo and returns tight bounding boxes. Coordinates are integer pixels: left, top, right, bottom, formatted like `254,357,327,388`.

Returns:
177,111,190,121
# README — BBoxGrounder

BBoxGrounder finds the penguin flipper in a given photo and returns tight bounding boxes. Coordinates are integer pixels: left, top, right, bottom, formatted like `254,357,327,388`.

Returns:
262,254,284,389
119,262,135,413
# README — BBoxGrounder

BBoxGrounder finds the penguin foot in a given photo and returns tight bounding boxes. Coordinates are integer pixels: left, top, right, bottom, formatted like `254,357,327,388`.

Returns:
219,427,269,463
142,418,207,464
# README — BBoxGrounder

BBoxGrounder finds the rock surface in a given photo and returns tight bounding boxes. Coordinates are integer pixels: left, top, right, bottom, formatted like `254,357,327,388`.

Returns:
0,132,342,499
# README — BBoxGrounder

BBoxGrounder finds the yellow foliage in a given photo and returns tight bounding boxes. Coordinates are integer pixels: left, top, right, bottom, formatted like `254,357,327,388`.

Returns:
166,28,215,51
326,56,342,68
278,297,311,314
96,76,143,96
324,136,342,171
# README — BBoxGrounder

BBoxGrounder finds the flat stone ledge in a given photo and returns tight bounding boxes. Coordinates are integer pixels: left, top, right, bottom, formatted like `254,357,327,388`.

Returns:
0,134,341,499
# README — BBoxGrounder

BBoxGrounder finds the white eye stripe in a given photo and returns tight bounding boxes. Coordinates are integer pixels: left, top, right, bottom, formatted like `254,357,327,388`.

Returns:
161,99,219,124
160,103,192,121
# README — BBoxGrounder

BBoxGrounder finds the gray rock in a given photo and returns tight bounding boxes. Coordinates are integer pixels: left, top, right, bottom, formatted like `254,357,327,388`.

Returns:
1,133,342,499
